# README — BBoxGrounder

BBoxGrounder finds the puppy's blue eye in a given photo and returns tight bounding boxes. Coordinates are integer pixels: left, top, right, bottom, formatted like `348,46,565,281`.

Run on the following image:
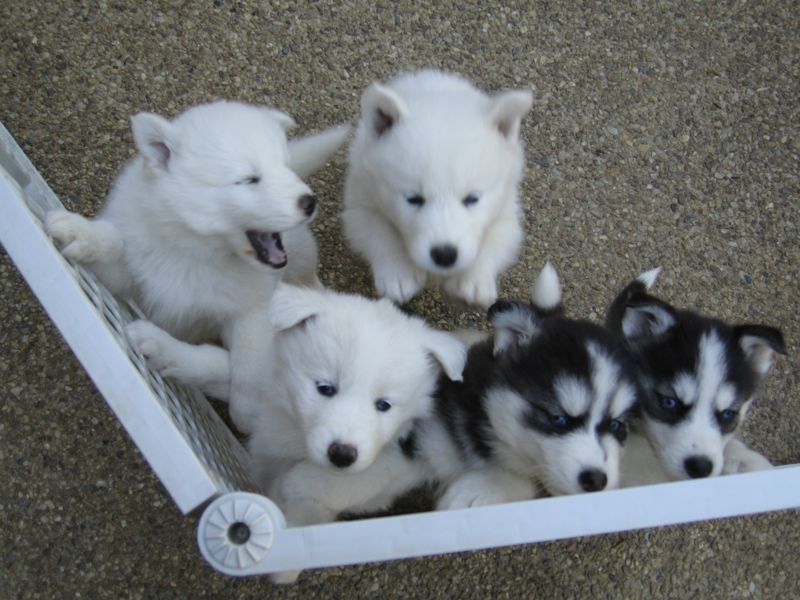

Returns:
316,382,337,397
550,414,568,428
608,419,623,432
719,409,737,423
237,176,261,185
659,395,680,411
375,398,392,412
407,194,425,207
462,194,479,207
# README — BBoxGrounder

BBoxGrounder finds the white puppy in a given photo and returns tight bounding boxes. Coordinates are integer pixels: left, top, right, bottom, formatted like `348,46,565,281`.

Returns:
127,283,466,521
45,100,349,430
343,70,533,307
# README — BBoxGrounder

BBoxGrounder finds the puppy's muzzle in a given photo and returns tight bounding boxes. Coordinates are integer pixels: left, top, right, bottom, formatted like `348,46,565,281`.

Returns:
578,468,608,492
298,194,317,218
684,455,713,478
327,442,358,468
430,244,458,268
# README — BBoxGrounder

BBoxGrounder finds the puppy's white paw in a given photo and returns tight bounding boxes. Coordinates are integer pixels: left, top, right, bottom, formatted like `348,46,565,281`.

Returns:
438,487,509,510
270,570,301,585
443,271,498,308
723,444,773,475
125,320,180,374
437,470,534,510
374,267,426,304
45,210,100,262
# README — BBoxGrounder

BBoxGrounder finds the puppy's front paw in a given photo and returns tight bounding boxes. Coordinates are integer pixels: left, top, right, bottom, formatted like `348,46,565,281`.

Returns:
125,320,180,374
723,445,773,475
443,272,498,308
45,210,100,262
374,267,426,304
437,471,534,510
438,488,505,510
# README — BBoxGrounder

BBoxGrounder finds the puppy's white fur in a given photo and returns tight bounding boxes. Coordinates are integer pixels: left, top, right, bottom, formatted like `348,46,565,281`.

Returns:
128,284,464,585
129,284,466,523
343,70,533,307
46,100,349,432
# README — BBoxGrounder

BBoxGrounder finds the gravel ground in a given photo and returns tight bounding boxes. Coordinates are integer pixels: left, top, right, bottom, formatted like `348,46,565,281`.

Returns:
1,1,798,598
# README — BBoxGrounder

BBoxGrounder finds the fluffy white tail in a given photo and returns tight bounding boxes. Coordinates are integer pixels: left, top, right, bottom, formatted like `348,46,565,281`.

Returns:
531,261,561,311
636,267,662,290
288,124,351,179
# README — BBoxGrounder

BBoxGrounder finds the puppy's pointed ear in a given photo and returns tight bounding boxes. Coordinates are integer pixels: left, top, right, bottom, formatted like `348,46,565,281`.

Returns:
488,90,533,140
361,82,408,137
421,329,467,382
734,324,786,377
131,112,176,170
605,268,662,334
618,298,678,340
269,284,321,331
489,301,539,356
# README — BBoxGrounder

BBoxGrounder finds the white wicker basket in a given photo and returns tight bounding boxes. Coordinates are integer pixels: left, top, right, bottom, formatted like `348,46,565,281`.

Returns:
2,121,798,577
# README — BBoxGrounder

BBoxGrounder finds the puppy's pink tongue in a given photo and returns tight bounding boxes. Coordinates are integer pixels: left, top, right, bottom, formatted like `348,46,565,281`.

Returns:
264,232,287,266
246,230,287,268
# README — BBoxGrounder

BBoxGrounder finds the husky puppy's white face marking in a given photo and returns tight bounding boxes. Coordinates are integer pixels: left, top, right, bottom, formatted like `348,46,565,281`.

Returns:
643,331,736,478
269,286,466,473
607,271,786,480
130,100,317,270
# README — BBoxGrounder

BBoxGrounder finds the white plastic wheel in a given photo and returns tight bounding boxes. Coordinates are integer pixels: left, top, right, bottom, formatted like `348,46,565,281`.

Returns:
197,492,286,575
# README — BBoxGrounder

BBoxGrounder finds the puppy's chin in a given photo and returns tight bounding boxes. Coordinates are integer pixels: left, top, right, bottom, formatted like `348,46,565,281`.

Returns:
307,453,376,474
542,483,577,497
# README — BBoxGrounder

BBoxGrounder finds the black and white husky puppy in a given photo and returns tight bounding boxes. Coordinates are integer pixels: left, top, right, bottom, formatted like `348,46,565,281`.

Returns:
607,269,786,484
417,264,640,509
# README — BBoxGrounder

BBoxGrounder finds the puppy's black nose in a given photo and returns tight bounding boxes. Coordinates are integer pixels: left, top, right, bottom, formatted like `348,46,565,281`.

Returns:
578,469,608,492
430,244,458,268
298,194,317,217
327,442,358,468
684,455,713,478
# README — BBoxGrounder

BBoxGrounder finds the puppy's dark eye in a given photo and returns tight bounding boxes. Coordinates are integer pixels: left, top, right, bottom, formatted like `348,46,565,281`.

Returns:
658,395,680,411
716,408,739,433
316,382,337,397
407,194,425,207
550,414,568,428
649,392,688,424
237,176,261,185
462,194,479,207
375,398,392,412
606,418,628,443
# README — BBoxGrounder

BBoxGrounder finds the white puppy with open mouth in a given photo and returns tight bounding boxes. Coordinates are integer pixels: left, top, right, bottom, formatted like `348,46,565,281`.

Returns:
46,99,349,430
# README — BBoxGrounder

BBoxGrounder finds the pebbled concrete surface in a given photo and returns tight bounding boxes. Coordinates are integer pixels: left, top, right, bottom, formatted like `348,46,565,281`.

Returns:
1,1,798,598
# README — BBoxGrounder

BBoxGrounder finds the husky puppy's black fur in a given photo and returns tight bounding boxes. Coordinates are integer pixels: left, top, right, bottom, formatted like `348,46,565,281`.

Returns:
607,269,786,481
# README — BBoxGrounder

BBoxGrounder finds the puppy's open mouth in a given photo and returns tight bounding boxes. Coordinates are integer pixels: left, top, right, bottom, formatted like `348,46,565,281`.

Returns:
246,230,287,269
